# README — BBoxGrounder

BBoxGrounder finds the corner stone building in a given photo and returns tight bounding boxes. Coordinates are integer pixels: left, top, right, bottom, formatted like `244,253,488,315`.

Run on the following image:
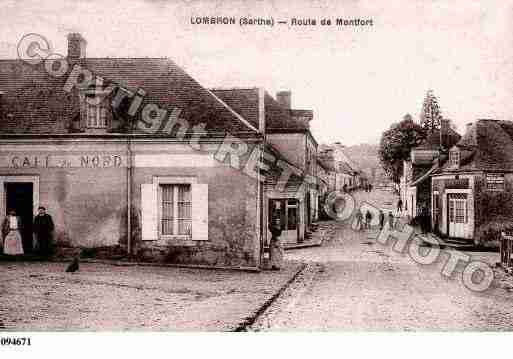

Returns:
0,33,266,268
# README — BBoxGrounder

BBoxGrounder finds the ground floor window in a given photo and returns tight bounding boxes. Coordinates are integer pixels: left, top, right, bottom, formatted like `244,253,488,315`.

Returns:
141,177,208,241
160,184,192,236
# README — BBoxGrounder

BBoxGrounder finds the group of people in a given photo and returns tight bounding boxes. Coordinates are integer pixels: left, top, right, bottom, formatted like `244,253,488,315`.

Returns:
363,183,373,193
1,206,54,256
355,208,396,231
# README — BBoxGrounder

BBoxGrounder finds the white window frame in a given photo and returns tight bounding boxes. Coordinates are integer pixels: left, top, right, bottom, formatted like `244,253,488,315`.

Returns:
449,150,460,167
141,176,209,242
159,183,192,238
155,177,197,240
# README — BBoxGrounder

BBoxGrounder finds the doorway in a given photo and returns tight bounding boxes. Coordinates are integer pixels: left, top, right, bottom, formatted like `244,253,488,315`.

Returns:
269,198,300,244
448,193,468,238
5,182,34,253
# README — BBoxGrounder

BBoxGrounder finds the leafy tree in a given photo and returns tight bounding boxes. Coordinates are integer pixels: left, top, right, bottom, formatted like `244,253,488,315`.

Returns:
420,89,442,133
379,114,426,183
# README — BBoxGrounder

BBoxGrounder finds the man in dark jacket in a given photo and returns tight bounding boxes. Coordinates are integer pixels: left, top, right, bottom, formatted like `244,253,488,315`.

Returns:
33,206,54,256
379,210,385,230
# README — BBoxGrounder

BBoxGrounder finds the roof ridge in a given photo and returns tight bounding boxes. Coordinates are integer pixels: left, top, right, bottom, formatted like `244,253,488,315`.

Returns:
210,87,259,91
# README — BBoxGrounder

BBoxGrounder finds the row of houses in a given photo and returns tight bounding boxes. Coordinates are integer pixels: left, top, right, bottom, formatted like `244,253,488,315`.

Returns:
0,32,344,269
318,142,368,192
400,118,513,245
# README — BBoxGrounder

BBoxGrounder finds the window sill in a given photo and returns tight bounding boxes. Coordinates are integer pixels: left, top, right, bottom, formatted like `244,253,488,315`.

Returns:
158,236,196,247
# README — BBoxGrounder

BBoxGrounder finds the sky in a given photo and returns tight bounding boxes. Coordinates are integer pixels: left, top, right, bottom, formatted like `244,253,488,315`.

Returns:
1,0,512,145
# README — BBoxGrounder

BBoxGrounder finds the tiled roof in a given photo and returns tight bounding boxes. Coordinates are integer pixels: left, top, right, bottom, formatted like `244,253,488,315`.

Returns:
0,58,257,135
211,88,259,129
212,88,312,132
416,127,461,150
439,119,513,172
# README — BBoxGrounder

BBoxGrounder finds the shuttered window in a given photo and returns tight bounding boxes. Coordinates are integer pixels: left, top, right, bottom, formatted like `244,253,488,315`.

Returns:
141,179,208,241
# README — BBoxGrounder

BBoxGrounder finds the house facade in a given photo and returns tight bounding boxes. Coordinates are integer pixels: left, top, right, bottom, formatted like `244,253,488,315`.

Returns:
431,119,513,244
0,33,270,268
318,144,360,192
400,119,461,221
211,89,318,245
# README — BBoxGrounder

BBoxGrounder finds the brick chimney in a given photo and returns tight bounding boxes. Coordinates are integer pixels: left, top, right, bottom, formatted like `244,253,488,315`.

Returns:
276,91,291,109
440,118,450,150
67,33,87,61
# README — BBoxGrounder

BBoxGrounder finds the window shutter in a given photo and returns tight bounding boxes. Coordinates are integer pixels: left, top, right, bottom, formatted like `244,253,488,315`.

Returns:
192,183,209,241
141,183,158,241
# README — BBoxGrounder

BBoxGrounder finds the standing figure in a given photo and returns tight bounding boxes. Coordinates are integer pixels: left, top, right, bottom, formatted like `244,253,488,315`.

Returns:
355,209,364,231
33,206,55,256
365,210,372,229
420,206,429,234
397,198,403,213
379,210,385,230
388,211,395,229
2,209,24,255
268,211,283,270
397,199,403,213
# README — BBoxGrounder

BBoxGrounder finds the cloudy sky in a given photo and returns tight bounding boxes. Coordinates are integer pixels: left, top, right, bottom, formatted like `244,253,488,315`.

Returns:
1,0,512,145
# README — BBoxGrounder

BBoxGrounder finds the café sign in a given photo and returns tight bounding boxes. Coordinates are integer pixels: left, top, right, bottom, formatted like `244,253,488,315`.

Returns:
1,154,125,168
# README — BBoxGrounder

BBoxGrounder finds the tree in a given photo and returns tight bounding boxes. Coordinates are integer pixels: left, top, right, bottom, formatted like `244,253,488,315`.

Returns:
379,114,426,184
420,90,442,133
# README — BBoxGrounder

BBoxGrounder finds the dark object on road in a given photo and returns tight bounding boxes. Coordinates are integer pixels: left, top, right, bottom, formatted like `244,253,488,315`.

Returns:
65,257,79,273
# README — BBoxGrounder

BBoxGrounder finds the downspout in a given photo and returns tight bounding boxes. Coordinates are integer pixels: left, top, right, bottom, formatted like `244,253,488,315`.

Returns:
258,87,266,268
126,124,133,257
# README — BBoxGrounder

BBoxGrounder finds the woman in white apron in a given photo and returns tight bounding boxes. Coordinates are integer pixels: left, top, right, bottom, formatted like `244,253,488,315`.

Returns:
2,209,24,255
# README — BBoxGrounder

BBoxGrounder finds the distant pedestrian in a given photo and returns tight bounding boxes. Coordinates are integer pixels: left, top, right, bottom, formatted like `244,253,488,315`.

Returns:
388,211,395,229
379,210,385,230
2,209,24,255
365,210,372,229
420,206,430,234
33,206,55,256
397,199,403,213
355,209,364,231
369,184,373,192
343,184,348,193
268,211,283,270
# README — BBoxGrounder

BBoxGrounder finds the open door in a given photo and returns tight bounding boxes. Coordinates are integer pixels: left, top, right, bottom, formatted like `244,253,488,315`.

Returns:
269,199,299,244
5,182,34,253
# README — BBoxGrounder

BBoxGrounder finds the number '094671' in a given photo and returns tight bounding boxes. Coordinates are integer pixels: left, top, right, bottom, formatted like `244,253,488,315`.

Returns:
1,337,32,346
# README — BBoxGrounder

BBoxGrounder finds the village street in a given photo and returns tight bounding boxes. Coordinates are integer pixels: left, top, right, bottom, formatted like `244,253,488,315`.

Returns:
0,260,304,331
251,189,513,331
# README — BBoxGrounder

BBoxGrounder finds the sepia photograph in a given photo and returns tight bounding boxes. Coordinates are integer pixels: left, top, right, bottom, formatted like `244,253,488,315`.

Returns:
1,0,513,357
